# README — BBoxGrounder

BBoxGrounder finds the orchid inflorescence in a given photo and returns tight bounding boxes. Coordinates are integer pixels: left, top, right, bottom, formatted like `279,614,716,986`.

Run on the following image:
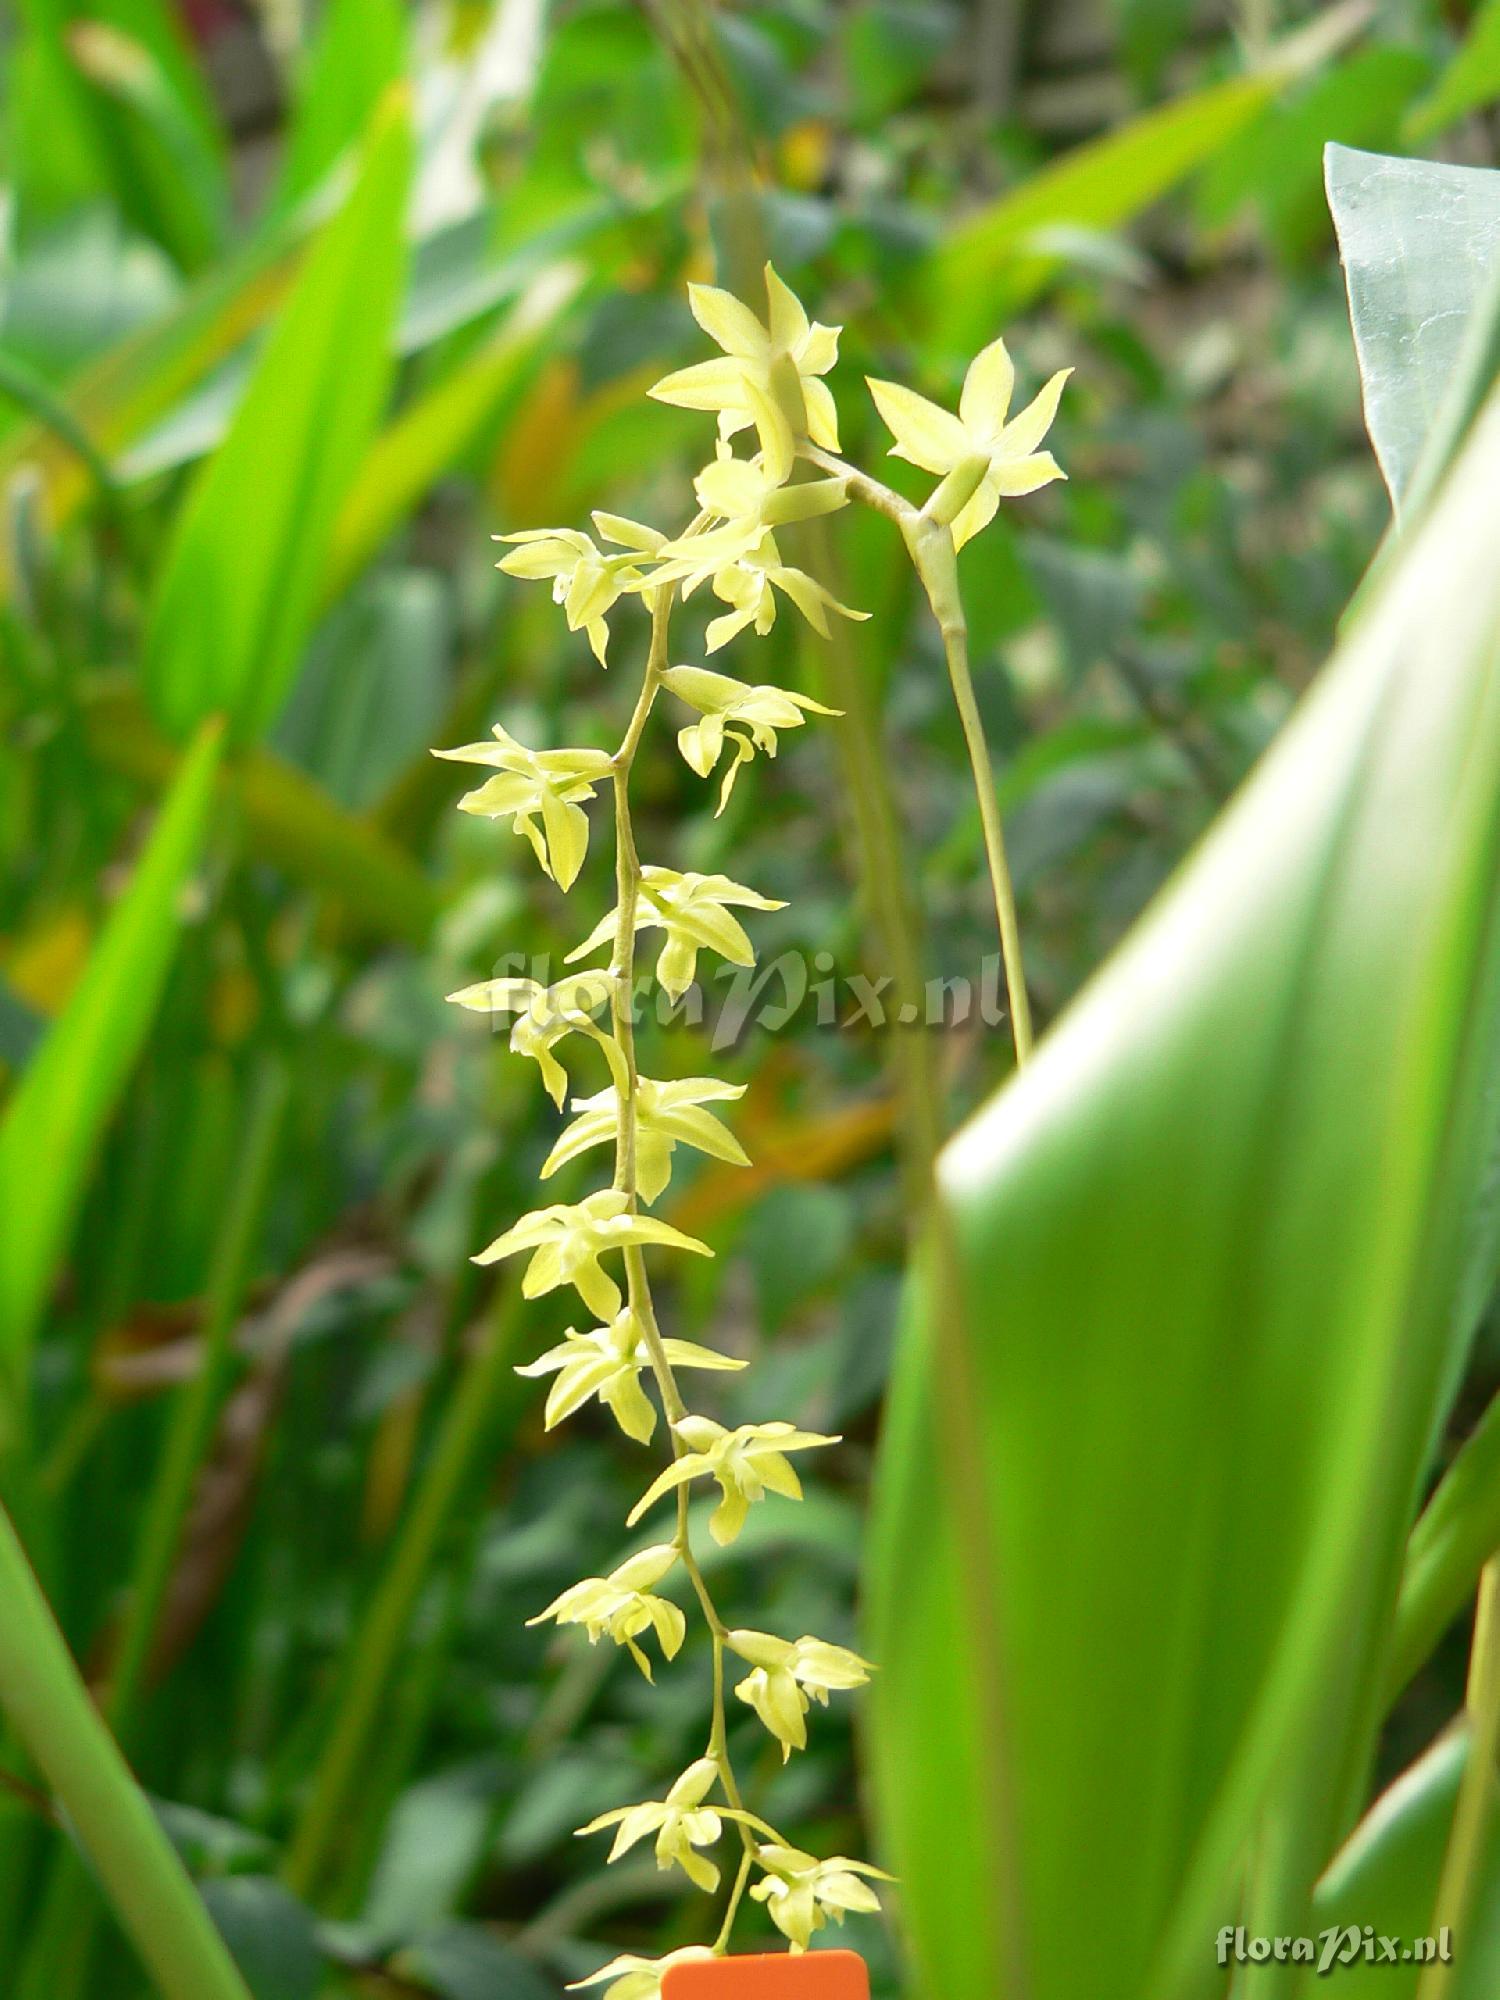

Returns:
439,264,1067,1997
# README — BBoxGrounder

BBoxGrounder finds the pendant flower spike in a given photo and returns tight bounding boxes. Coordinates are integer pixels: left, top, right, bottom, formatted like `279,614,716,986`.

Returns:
649,264,842,480
445,263,903,1975
867,336,1070,549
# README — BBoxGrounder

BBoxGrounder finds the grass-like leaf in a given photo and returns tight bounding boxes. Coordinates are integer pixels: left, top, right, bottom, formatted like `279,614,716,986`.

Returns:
143,94,412,742
0,719,222,1431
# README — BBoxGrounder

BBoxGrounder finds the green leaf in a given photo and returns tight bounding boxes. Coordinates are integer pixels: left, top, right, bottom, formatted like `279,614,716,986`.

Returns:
1310,1728,1500,1996
0,1500,253,2000
321,265,581,607
389,1923,557,2000
1389,1385,1500,1703
866,391,1500,2000
198,1879,321,2000
1326,143,1500,506
0,212,307,592
0,719,221,1424
9,0,229,270
922,70,1286,345
1406,0,1500,143
82,681,438,948
358,1764,496,1948
1197,48,1430,264
143,96,412,742
275,0,407,209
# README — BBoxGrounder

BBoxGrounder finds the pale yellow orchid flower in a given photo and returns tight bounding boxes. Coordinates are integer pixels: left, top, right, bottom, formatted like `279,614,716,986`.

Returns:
566,866,786,1001
445,970,621,1107
727,1629,873,1759
749,1842,891,1952
495,524,657,665
660,665,839,812
516,1306,744,1443
433,724,612,889
528,1543,685,1680
627,1417,839,1546
569,1948,717,2000
867,337,1070,549
475,1190,711,1320
541,1074,749,1202
649,264,841,479
577,1758,733,1894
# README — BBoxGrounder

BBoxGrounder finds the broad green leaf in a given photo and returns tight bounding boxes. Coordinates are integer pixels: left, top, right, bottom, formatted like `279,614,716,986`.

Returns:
143,98,412,742
1326,144,1500,505
1310,1728,1500,1995
1406,0,1500,143
198,1879,321,2000
923,71,1286,345
277,573,450,813
0,200,605,542
275,0,407,209
0,209,178,381
358,1764,495,1947
115,230,576,487
390,1923,556,2000
0,720,221,1418
867,390,1500,2000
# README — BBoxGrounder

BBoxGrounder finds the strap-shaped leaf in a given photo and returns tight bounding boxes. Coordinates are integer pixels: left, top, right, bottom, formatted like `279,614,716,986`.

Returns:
0,720,222,1426
867,392,1500,2000
143,96,411,742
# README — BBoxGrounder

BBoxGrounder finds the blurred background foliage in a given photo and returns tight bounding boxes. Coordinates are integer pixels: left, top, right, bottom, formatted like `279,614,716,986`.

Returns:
1,0,1499,1994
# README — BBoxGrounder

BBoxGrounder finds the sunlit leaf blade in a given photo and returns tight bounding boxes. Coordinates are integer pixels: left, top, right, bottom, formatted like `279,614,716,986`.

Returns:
867,394,1500,2000
321,264,581,607
143,95,412,743
0,720,222,1420
1405,0,1500,143
1327,144,1500,506
275,0,407,209
922,71,1283,343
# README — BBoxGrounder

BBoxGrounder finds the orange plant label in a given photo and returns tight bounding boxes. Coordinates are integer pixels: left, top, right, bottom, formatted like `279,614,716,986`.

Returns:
662,1950,869,1999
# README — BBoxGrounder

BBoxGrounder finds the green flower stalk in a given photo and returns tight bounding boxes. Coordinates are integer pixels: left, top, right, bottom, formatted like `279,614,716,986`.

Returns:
442,263,1060,1996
